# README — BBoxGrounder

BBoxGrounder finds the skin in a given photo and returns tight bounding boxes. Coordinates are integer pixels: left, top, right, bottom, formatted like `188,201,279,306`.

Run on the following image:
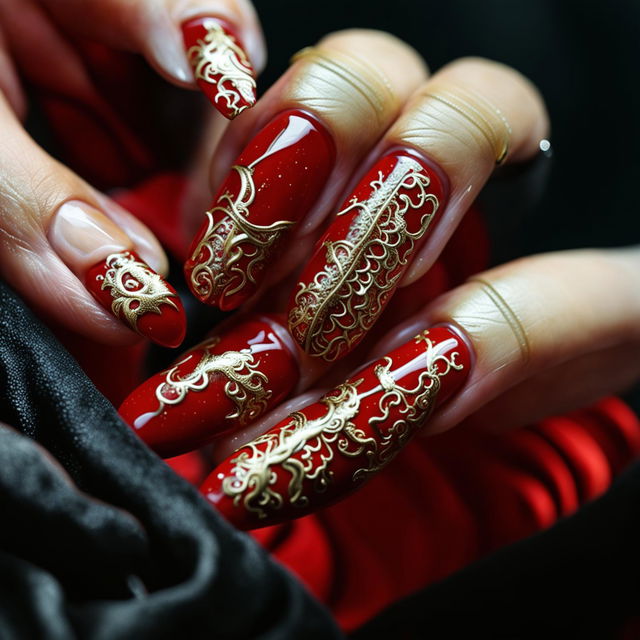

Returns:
0,0,636,464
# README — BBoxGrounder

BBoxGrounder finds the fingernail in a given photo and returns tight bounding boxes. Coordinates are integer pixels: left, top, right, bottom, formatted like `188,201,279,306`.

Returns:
50,201,186,347
201,325,470,529
119,315,298,457
85,251,186,348
288,150,448,362
184,109,335,310
182,16,256,119
147,9,194,84
49,201,131,268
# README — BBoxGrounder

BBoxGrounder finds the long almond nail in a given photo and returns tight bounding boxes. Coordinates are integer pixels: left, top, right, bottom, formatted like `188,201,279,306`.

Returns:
201,325,470,530
288,150,448,362
182,16,256,119
49,201,186,348
184,110,335,310
119,315,298,458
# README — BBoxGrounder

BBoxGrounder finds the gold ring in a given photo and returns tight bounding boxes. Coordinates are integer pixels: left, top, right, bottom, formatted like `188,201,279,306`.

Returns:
289,46,397,120
468,277,530,362
421,86,512,165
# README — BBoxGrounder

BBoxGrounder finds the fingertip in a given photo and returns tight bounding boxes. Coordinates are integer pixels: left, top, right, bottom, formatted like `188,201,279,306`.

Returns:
144,4,195,86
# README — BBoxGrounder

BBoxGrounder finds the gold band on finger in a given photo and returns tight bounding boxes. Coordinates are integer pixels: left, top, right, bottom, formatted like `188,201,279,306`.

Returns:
468,277,531,362
420,85,512,165
288,46,398,125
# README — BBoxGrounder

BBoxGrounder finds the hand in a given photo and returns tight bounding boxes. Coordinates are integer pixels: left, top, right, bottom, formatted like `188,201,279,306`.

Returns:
123,29,640,535
0,0,264,346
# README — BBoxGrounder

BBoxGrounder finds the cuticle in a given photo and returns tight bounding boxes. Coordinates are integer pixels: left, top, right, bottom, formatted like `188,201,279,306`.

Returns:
384,144,451,200
431,320,477,369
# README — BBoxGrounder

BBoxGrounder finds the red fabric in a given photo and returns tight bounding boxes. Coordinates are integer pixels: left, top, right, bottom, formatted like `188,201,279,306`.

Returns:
112,173,189,261
165,451,209,487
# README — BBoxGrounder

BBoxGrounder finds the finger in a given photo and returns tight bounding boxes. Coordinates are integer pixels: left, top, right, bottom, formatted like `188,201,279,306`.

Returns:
200,248,640,529
463,340,640,432
399,57,549,285
287,57,549,362
0,95,186,347
39,0,265,117
373,247,640,436
184,29,428,310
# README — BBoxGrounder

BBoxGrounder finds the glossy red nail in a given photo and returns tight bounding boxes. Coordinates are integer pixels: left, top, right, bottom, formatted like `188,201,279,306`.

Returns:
201,325,470,530
288,149,448,362
184,110,335,311
182,17,256,119
85,250,185,348
119,315,298,458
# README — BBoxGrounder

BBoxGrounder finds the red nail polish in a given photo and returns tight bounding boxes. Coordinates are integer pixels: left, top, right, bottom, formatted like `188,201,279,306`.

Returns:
182,17,256,119
288,149,447,362
119,315,298,458
185,110,335,311
85,251,186,348
201,325,470,530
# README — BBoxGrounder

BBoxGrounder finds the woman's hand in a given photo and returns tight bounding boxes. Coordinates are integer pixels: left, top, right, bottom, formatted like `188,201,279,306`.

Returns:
126,27,640,532
0,0,264,346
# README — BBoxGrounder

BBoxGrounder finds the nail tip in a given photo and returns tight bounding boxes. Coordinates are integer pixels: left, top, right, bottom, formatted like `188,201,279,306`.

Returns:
213,94,256,120
184,244,251,310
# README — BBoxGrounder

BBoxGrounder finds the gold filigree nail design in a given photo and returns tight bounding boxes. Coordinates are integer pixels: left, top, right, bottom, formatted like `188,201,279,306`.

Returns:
187,19,256,119
222,332,463,519
154,336,271,425
288,155,440,362
189,164,295,303
97,252,178,332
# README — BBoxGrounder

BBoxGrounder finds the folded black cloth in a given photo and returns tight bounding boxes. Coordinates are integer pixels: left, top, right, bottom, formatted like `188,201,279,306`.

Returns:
0,280,341,640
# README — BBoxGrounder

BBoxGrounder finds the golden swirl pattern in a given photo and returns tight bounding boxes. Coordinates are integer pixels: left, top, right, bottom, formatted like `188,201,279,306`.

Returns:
288,155,439,362
187,19,256,118
189,164,295,303
222,331,463,519
154,336,271,425
98,252,178,332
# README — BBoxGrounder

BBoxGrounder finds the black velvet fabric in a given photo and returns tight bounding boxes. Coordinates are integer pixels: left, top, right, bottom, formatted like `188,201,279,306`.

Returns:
0,281,341,639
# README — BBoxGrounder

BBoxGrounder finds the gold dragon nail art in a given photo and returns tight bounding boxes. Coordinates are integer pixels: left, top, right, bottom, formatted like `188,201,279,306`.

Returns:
220,328,464,520
288,152,445,362
184,18,256,119
97,251,179,333
188,164,296,305
153,336,272,426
